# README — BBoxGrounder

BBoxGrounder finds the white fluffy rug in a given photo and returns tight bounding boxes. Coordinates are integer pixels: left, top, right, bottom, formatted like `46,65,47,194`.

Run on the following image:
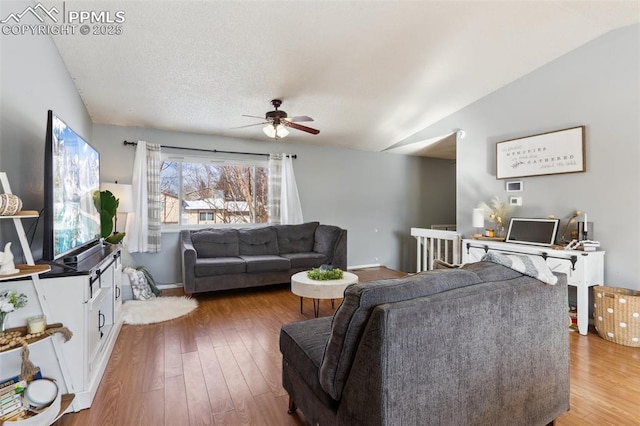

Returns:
121,297,198,325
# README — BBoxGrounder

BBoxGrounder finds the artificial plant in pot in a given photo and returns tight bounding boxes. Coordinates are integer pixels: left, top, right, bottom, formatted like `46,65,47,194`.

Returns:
93,190,126,244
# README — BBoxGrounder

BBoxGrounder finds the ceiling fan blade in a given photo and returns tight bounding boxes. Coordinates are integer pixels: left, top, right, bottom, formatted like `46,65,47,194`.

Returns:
286,116,314,123
284,121,320,135
231,121,268,129
242,114,267,120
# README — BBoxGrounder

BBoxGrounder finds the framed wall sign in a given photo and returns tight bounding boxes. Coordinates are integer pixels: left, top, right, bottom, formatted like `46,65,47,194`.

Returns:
496,126,585,179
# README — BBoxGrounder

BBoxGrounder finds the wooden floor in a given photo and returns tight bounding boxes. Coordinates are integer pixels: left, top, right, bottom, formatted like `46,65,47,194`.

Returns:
54,267,640,426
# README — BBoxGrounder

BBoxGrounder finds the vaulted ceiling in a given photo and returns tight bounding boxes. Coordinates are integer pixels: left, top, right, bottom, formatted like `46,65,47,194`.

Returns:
45,1,639,158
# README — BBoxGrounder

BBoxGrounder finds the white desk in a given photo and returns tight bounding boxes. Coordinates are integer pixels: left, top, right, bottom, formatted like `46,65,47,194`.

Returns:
291,271,358,317
462,239,605,335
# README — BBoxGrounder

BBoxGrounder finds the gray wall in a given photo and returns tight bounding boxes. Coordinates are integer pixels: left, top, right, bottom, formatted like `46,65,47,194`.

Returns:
0,0,93,258
408,24,640,290
93,124,456,283
0,0,456,282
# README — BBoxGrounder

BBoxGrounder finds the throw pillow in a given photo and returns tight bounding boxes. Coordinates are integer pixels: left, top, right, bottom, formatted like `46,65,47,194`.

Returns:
433,259,460,269
124,267,157,300
481,251,558,285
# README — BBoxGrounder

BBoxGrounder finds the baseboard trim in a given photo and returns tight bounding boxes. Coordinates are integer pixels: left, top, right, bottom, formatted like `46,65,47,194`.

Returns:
348,263,382,270
157,283,183,289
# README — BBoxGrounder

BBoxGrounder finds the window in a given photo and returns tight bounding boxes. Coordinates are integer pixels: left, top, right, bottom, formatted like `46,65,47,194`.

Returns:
160,154,268,226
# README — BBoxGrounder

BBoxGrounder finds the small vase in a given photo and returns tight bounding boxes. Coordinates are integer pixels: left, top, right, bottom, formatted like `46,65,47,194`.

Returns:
0,312,6,337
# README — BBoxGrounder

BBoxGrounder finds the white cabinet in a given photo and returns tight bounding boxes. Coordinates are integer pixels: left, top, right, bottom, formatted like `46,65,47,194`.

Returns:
37,247,123,411
462,239,605,336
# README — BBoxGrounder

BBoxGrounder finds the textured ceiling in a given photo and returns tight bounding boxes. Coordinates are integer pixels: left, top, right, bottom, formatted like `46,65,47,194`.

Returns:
45,1,640,157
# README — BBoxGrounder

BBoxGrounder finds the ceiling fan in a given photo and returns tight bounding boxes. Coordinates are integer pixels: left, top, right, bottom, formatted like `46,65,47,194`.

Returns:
237,99,320,139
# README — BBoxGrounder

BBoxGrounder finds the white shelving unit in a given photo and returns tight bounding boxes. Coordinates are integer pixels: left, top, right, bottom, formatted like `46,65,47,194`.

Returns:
0,172,75,423
0,172,124,416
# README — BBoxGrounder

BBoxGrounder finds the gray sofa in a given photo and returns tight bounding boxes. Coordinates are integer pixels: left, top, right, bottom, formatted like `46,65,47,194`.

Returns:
181,222,347,294
280,261,569,425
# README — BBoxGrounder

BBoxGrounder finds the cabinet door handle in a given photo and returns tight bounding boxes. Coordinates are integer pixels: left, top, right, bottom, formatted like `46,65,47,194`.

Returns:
98,311,105,338
115,286,121,300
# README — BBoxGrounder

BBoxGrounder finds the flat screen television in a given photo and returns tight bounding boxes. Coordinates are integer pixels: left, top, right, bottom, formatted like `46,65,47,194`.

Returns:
505,217,561,247
43,110,101,261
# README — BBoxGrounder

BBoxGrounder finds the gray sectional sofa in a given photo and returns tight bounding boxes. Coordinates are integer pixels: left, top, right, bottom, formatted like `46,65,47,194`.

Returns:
180,222,347,294
280,261,569,425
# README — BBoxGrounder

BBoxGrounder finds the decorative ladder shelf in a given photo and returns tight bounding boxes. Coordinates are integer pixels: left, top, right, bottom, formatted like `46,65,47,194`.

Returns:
0,171,76,424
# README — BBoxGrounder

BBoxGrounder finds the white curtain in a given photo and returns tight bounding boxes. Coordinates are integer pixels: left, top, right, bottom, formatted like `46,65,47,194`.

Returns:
125,141,162,253
268,153,303,224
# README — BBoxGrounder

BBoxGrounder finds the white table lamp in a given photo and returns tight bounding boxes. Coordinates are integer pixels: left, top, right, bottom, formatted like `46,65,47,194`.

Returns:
472,208,485,236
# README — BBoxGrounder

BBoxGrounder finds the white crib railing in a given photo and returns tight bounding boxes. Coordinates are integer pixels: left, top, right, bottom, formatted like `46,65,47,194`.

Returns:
411,227,461,272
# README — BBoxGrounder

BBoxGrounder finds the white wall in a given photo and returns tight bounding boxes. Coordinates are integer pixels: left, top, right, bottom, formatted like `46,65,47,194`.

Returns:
0,0,93,257
92,124,456,283
409,24,640,290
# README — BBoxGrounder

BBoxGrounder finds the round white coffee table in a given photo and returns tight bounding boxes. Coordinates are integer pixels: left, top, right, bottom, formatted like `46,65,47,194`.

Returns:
291,271,358,317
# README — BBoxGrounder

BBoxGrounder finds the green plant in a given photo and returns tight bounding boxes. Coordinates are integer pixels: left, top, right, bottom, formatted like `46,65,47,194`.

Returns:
93,190,126,244
0,290,27,313
307,267,344,281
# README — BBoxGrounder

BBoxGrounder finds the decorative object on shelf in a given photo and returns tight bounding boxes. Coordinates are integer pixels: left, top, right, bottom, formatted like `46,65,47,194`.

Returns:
478,196,514,238
577,218,593,241
496,125,585,179
0,242,19,275
551,210,583,244
0,290,28,336
307,265,344,281
26,315,46,334
0,193,22,216
24,378,58,409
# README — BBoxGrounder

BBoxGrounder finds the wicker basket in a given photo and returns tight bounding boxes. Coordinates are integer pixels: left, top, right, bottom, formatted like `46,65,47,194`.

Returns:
594,286,640,347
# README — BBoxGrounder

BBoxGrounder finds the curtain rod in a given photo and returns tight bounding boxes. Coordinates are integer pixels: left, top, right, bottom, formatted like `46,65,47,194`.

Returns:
123,141,296,159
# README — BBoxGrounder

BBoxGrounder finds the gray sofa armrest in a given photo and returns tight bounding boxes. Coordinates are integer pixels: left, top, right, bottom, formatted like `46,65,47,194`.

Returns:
332,230,347,270
180,230,197,294
314,225,347,270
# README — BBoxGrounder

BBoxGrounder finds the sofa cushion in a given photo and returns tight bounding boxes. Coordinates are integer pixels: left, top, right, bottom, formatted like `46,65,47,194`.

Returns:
319,269,483,401
194,257,246,277
190,229,239,258
238,227,279,255
313,225,342,263
274,222,319,254
240,255,290,273
280,317,336,408
281,252,328,269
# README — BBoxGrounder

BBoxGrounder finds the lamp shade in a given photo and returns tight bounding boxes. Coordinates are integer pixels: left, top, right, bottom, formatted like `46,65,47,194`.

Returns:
472,208,485,228
100,182,133,213
263,123,289,139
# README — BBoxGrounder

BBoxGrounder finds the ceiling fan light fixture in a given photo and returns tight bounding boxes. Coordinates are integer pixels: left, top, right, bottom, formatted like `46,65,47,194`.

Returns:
263,123,289,139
